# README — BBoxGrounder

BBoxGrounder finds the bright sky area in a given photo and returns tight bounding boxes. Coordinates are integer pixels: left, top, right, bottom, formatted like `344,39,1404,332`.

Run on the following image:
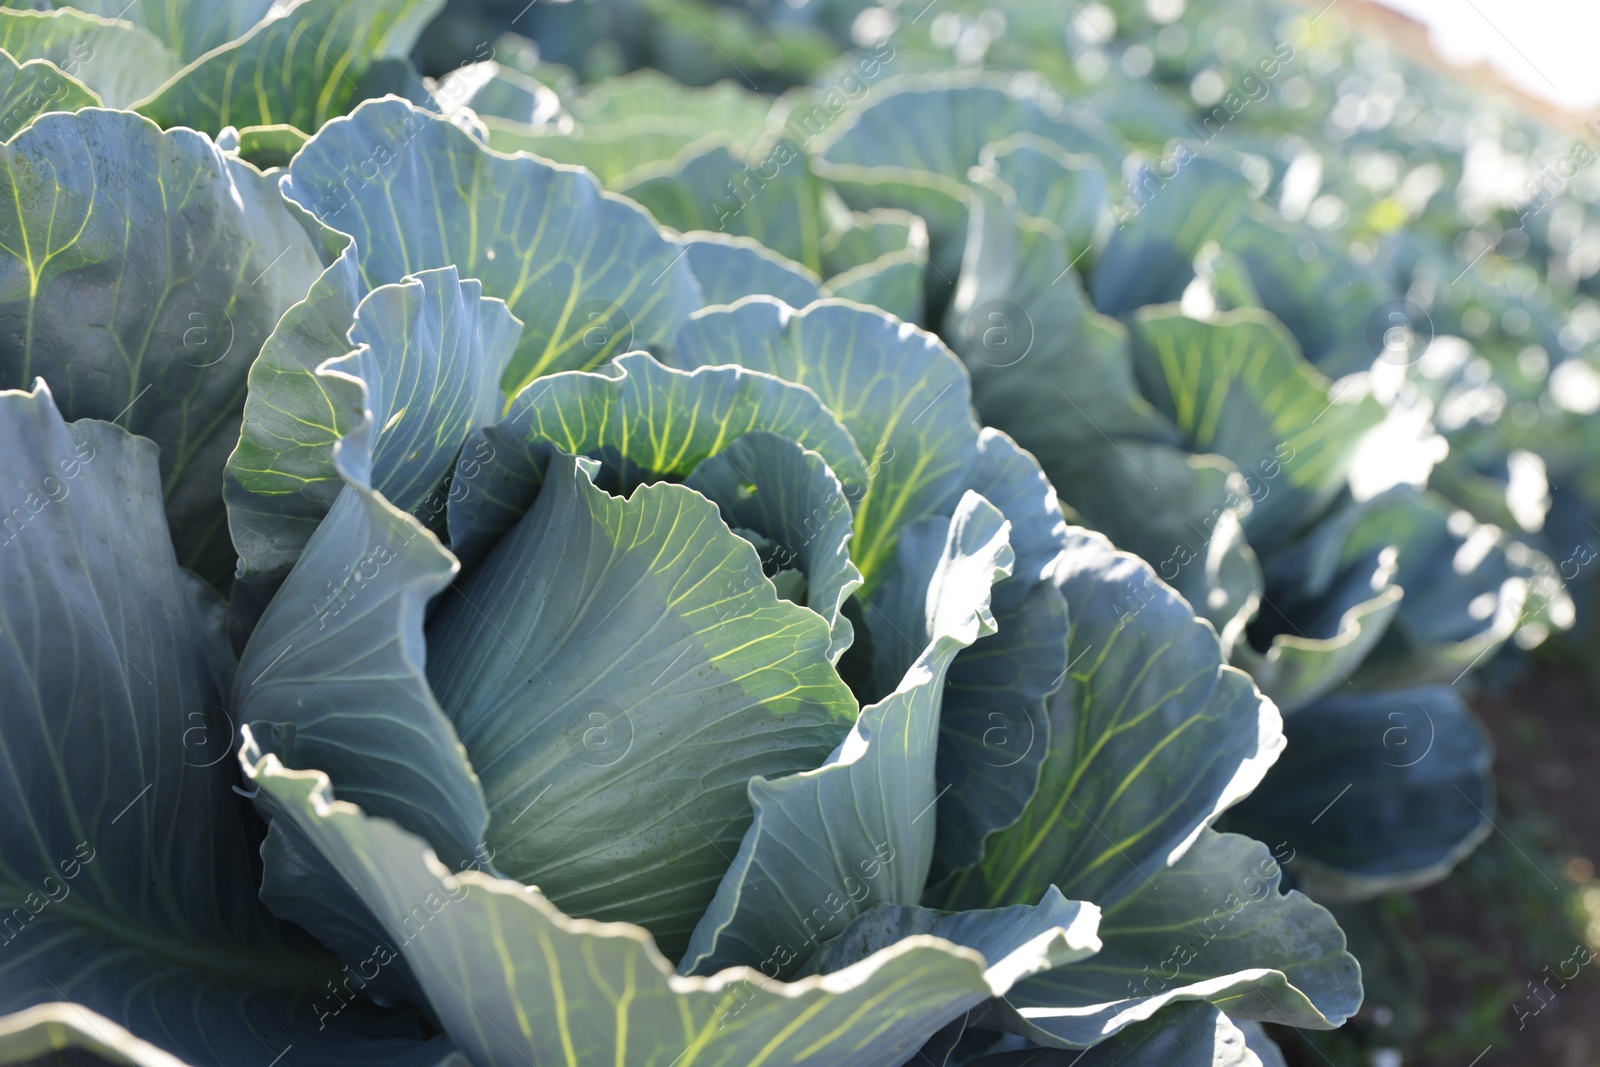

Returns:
1375,0,1600,112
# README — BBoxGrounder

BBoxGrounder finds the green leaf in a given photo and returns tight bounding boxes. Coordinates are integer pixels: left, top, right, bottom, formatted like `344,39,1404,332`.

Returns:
0,383,452,1066
800,889,1101,980
0,9,177,108
825,256,926,324
1130,308,1384,551
1234,530,1403,714
819,209,930,323
685,430,864,662
993,831,1361,1045
1261,487,1545,687
817,74,1120,286
1044,442,1262,656
47,0,276,62
228,264,519,584
932,433,1071,880
666,298,981,590
243,744,1082,1067
224,209,366,592
679,492,1013,976
977,134,1110,259
1228,687,1493,901
444,350,867,566
432,60,559,125
623,136,827,273
282,96,701,394
426,454,856,956
821,210,928,277
946,180,1177,458
939,530,1283,913
0,49,98,142
482,115,709,188
232,122,310,168
569,68,772,139
0,107,328,585
133,0,445,134
684,231,823,308
1221,215,1391,378
1088,156,1254,318
329,266,522,519
233,417,489,869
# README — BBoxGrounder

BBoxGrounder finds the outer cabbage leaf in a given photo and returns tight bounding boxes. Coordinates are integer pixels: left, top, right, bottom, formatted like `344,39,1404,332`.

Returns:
685,430,864,662
1087,156,1254,319
38,0,275,62
977,134,1109,259
0,9,177,107
945,179,1177,460
679,493,1012,976
1260,487,1549,688
242,744,1094,1067
233,416,488,869
569,69,772,139
133,0,444,134
281,96,700,395
0,107,327,584
930,432,1069,877
962,1002,1263,1066
1228,687,1494,901
0,48,97,141
1043,442,1262,657
816,74,1120,283
684,232,823,308
992,831,1360,1045
936,530,1283,912
482,115,707,187
623,136,826,272
0,383,462,1067
1130,308,1384,552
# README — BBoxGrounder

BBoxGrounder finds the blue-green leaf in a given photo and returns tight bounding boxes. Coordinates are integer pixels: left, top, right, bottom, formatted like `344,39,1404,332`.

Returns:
0,9,177,107
133,0,443,133
445,350,867,566
282,96,700,395
801,888,1100,981
0,49,98,141
946,179,1177,460
1130,308,1384,551
42,0,276,62
684,231,823,308
233,418,487,868
426,454,856,956
666,298,981,589
680,492,1013,976
1228,686,1493,900
623,136,826,273
327,267,522,516
0,383,455,1066
244,744,1077,1067
995,831,1360,1045
938,531,1283,912
0,107,328,584
1044,442,1262,656
685,430,863,662
963,1003,1262,1066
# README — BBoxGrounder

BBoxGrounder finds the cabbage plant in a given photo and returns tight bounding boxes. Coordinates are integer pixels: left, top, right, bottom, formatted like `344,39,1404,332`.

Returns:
0,91,1366,1067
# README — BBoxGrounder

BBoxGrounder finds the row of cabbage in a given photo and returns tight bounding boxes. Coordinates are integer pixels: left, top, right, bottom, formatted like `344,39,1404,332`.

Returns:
0,0,1567,1064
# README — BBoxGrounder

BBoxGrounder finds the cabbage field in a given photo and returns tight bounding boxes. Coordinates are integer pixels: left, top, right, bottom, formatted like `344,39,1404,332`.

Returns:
0,0,1595,1064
